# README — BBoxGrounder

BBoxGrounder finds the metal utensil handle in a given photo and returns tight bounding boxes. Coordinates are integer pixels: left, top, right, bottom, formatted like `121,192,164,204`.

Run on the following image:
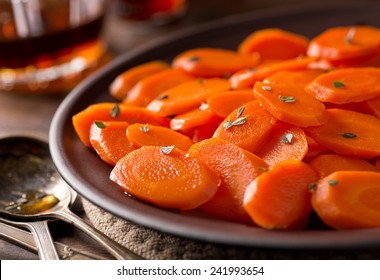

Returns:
26,220,60,260
55,208,142,260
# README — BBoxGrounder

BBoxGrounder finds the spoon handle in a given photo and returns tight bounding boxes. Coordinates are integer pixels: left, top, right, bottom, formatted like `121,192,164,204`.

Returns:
25,220,60,260
55,209,143,260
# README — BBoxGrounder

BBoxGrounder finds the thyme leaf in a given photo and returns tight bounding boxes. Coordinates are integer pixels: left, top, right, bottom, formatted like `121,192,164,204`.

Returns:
236,106,245,118
160,145,175,155
232,116,247,126
139,124,149,133
281,133,294,144
157,94,168,100
189,56,200,62
95,121,106,129
340,132,357,139
261,85,272,91
328,179,339,186
309,182,317,193
279,96,297,103
333,80,345,88
345,27,356,44
110,103,120,118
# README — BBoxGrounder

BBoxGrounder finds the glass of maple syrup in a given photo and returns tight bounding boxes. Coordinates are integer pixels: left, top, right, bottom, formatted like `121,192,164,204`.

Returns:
0,0,108,94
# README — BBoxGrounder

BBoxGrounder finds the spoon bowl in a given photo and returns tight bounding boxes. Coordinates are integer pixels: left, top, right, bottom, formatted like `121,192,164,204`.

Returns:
0,136,142,260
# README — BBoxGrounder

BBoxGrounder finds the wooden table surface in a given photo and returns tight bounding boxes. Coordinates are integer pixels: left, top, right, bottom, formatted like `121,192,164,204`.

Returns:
0,0,377,260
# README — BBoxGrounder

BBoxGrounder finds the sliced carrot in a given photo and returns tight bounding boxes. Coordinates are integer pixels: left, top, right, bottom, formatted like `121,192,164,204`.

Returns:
308,153,378,179
229,56,317,89
253,81,328,127
304,108,380,159
191,116,222,143
213,100,277,152
89,121,135,165
305,67,380,104
172,48,260,78
126,123,194,151
109,60,169,101
311,171,380,229
170,106,223,131
307,25,380,67
362,96,380,118
146,78,231,116
122,69,193,107
238,28,309,61
188,138,268,224
243,159,316,230
255,122,308,167
303,135,330,162
72,102,169,147
376,157,380,169
263,69,325,88
110,146,220,210
206,90,256,118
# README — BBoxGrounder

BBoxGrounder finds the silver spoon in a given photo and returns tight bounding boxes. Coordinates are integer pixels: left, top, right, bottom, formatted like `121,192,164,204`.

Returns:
0,136,142,260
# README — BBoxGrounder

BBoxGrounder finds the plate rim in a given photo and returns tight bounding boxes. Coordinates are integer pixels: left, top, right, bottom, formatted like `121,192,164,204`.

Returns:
50,2,380,250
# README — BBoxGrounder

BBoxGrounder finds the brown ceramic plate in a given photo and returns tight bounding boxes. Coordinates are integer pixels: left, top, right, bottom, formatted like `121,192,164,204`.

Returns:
50,3,380,249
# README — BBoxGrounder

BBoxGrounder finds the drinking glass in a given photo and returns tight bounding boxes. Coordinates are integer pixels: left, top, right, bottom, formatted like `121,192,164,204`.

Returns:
0,0,108,94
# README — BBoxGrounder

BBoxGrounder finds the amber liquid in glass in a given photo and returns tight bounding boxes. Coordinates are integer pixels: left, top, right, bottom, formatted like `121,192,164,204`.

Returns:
0,0,107,94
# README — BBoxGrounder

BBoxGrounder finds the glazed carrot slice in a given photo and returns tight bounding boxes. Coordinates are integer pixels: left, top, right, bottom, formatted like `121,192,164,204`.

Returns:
305,68,380,104
190,116,223,143
308,153,378,179
362,96,380,118
72,102,169,147
307,26,380,67
109,60,169,101
376,157,380,170
253,81,328,127
311,171,380,229
206,90,256,118
229,56,317,89
172,48,260,78
243,159,316,230
213,100,277,153
146,78,231,116
188,138,268,224
303,135,330,162
263,69,325,88
170,106,223,131
122,69,193,107
110,146,220,210
89,121,135,166
238,28,309,60
304,108,380,159
255,122,308,167
126,123,194,151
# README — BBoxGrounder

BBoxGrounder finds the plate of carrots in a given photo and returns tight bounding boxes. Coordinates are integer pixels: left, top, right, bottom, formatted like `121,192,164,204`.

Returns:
50,3,380,249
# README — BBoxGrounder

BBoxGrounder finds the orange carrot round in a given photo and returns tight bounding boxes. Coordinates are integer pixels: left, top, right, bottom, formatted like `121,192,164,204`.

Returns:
126,123,194,151
255,122,308,166
229,56,317,89
307,26,380,67
72,103,169,147
146,78,231,116
243,159,316,230
213,100,277,152
172,48,260,78
188,138,268,224
109,60,169,101
238,28,309,61
110,146,220,210
304,108,380,159
206,90,256,118
305,67,380,104
309,153,379,179
253,81,328,127
312,171,380,229
122,69,193,107
170,106,223,131
263,69,325,88
89,121,135,166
